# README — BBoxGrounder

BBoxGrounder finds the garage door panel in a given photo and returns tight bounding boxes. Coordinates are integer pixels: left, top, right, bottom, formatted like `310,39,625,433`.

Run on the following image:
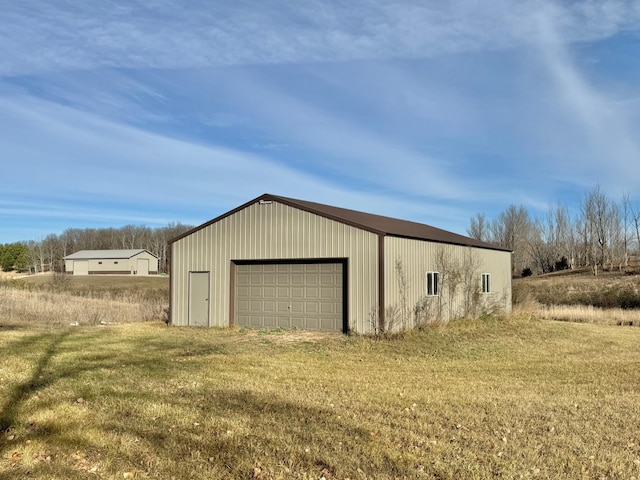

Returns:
249,316,262,327
277,302,290,313
290,301,304,313
277,287,289,297
320,287,336,299
235,262,344,332
320,273,336,285
237,300,249,311
250,287,262,296
320,303,335,314
237,286,249,297
250,300,262,310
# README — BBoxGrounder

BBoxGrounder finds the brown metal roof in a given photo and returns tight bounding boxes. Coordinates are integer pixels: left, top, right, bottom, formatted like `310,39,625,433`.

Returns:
171,193,509,252
266,194,509,252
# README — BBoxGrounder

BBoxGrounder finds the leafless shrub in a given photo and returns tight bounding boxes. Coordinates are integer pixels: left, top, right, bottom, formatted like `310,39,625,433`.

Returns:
49,271,71,291
414,295,442,327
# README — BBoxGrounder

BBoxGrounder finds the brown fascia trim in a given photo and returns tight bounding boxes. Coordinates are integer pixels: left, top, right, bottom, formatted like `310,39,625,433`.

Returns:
169,193,511,254
386,233,512,253
168,193,387,245
378,233,385,333
168,243,173,325
228,261,236,327
267,194,510,253
268,194,388,237
168,194,280,245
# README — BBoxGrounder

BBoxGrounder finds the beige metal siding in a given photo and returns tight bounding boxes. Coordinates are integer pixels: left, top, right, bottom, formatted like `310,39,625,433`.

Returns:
65,250,158,275
384,237,511,329
87,258,129,274
131,251,159,274
171,201,379,333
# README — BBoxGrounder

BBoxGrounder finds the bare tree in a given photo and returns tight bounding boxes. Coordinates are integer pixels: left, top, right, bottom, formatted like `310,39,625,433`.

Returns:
461,248,483,318
578,186,621,274
631,201,640,256
490,204,533,275
467,213,488,242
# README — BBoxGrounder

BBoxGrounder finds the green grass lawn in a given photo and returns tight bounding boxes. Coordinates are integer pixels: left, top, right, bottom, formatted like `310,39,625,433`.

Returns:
1,317,639,479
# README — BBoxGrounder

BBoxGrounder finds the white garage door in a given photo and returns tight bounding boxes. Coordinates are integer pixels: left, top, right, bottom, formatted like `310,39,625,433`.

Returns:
74,261,89,275
136,258,149,275
234,262,345,332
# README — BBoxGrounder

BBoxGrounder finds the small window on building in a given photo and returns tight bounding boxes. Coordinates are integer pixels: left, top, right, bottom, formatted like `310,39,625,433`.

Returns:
114,261,119,265
98,261,102,265
426,271,439,296
482,273,491,293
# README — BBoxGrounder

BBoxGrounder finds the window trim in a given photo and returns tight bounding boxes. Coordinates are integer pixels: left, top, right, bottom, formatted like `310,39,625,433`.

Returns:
426,271,440,296
481,273,491,294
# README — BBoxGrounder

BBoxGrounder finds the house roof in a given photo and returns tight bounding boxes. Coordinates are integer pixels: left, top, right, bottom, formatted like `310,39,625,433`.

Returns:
172,193,510,252
64,249,157,260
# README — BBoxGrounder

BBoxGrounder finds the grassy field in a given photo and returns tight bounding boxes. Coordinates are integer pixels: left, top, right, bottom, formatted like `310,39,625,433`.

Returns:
514,268,640,326
1,317,640,479
514,267,640,309
0,275,169,326
4,273,169,298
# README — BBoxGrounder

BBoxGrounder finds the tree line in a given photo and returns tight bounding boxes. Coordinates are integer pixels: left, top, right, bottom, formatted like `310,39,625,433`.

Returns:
3,185,638,278
0,223,193,274
468,186,640,276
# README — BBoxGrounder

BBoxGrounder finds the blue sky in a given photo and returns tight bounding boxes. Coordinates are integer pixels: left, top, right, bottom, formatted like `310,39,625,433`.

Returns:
2,1,640,243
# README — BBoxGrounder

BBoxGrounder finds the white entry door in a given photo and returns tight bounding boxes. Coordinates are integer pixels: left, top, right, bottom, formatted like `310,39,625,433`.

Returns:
188,272,210,326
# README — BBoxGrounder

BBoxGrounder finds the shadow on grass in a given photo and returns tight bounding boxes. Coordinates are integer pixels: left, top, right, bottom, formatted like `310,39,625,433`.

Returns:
0,332,70,436
0,327,414,479
103,388,385,479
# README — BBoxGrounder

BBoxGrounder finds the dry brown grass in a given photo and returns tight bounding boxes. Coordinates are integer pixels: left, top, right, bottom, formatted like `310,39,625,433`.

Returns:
514,268,640,309
534,304,640,326
1,317,640,479
0,279,167,326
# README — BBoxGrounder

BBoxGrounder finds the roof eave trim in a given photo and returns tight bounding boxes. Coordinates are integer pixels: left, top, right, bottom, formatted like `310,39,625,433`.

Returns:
169,193,387,244
385,233,512,252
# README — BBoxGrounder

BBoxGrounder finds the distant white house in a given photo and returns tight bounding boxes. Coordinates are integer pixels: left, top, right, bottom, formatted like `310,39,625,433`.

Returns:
64,249,159,275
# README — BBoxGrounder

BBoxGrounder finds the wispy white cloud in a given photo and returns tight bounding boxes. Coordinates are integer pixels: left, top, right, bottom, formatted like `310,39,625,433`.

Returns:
2,1,640,243
2,1,639,76
0,92,470,235
527,6,640,193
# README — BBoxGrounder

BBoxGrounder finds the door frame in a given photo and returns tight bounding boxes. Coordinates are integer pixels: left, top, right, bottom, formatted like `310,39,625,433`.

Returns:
229,258,349,333
188,271,210,327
